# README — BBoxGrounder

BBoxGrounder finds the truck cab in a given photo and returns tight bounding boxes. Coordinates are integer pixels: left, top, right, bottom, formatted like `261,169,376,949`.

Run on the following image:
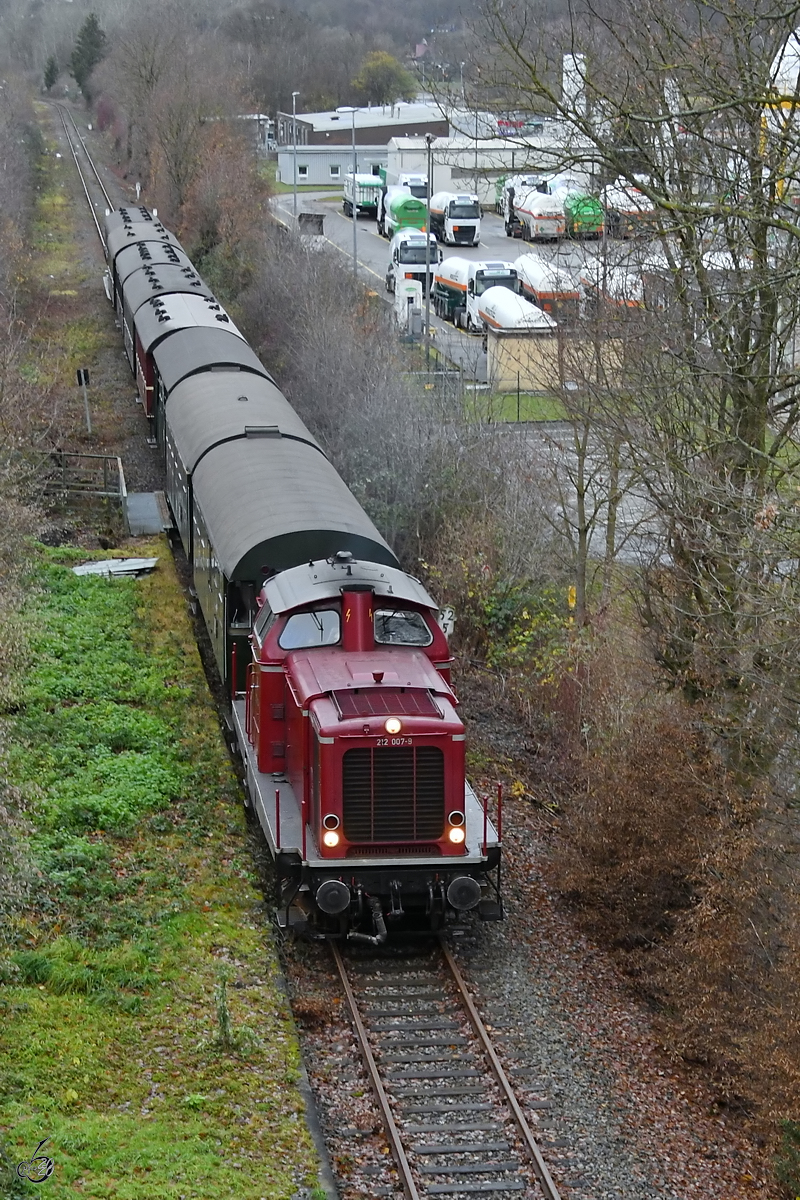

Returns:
385,230,441,295
429,192,481,246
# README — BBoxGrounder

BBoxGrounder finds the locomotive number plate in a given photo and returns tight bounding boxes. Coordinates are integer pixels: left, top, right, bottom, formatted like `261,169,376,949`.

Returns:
376,736,413,746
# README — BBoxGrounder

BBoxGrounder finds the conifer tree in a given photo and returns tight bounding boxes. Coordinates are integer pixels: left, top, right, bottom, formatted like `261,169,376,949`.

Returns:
43,56,58,93
70,14,107,99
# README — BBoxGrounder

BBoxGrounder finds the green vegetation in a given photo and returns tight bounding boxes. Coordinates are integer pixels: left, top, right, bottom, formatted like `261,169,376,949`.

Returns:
776,1119,800,1194
464,391,567,422
0,544,318,1198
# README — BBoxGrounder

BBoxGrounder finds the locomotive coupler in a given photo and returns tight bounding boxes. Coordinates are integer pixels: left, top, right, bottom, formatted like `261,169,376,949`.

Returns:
347,896,388,945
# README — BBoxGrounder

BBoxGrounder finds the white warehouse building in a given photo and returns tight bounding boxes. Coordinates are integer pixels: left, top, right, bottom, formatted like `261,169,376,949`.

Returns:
386,125,598,206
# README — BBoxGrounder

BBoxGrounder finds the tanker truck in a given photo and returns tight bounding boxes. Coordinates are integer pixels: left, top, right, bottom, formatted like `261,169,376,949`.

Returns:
477,289,557,334
600,177,656,237
432,257,522,332
550,184,604,238
385,229,441,295
513,254,581,321
377,187,428,238
505,186,565,240
428,192,481,246
496,174,545,219
378,168,428,198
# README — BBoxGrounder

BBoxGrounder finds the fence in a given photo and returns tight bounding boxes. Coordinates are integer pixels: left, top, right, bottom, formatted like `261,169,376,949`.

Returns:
45,452,129,532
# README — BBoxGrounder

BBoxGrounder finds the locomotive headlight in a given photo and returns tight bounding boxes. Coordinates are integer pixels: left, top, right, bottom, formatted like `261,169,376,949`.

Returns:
448,827,466,844
448,810,465,827
323,830,340,848
322,813,340,830
384,717,402,734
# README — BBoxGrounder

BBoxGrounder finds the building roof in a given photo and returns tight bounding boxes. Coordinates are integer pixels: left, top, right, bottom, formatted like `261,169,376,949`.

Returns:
292,102,446,132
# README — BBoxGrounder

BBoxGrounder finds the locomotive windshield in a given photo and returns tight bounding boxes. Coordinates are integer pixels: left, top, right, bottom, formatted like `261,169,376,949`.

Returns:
374,608,433,646
449,202,480,220
279,609,340,649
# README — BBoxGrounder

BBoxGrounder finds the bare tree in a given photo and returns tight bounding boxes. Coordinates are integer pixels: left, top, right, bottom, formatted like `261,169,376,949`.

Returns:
482,0,800,782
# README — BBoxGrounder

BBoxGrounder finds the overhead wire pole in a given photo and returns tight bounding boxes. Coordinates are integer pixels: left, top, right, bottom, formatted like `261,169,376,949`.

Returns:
291,91,300,218
425,133,434,369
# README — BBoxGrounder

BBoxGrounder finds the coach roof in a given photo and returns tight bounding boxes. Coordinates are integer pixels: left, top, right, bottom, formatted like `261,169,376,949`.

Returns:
166,372,322,468
191,437,397,580
151,327,272,394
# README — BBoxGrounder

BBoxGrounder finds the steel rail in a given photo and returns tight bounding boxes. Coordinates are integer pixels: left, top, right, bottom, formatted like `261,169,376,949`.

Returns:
330,942,422,1200
53,103,109,248
439,938,562,1200
61,106,114,211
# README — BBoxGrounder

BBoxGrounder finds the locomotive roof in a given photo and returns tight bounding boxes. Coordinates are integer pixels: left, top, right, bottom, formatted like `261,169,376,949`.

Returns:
122,263,212,314
152,327,272,394
166,372,323,467
134,293,243,355
114,240,196,286
190,438,397,581
264,557,437,615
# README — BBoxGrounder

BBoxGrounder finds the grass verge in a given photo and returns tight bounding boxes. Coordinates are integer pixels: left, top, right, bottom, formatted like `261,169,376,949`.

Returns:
0,543,318,1199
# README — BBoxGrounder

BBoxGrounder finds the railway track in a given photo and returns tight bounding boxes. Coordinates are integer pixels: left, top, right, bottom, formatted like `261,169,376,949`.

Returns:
52,102,117,247
331,938,562,1200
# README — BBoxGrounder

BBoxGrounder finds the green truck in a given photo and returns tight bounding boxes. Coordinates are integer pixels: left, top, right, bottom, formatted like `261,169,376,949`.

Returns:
376,187,428,238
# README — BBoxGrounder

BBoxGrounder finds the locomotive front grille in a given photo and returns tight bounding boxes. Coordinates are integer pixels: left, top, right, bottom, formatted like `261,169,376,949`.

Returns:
342,747,444,842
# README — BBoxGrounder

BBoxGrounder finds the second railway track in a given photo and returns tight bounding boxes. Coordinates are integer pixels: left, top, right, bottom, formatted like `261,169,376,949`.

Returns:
331,938,562,1200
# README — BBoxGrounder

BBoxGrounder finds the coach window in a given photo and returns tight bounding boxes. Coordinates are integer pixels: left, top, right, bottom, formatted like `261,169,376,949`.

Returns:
278,609,340,650
374,608,433,646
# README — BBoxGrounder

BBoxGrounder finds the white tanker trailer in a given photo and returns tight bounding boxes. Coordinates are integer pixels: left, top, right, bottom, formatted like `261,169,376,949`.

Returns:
506,186,565,241
476,288,558,333
513,254,581,320
433,257,521,331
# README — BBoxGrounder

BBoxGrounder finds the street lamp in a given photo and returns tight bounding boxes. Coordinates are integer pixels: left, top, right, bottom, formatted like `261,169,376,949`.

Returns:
425,133,434,368
460,62,466,105
337,106,359,284
292,90,300,218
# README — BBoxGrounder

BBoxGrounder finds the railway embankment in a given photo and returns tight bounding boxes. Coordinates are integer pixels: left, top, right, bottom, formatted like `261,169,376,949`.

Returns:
0,106,322,1200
